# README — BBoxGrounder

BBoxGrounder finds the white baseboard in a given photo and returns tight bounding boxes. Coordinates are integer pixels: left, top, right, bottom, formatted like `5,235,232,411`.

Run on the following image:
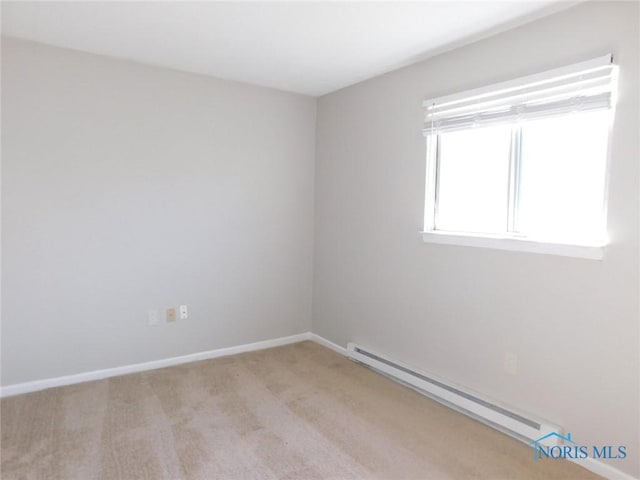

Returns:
569,457,639,480
0,332,312,398
309,333,347,355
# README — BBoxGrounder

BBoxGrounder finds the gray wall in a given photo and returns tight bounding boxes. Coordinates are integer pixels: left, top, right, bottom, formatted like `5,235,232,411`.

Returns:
1,38,316,385
2,3,639,477
314,2,639,477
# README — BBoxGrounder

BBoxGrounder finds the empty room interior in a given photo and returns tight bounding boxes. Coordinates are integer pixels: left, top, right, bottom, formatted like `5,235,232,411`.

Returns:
1,1,639,479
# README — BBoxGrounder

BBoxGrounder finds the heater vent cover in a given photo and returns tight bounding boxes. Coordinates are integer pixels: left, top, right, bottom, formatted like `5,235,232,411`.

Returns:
347,343,561,446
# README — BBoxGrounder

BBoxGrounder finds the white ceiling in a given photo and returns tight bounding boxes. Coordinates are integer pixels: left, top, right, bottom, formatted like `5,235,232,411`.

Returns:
1,1,575,96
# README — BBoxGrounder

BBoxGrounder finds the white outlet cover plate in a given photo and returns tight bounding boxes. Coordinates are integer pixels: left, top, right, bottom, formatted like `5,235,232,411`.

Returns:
504,352,518,375
148,310,159,326
179,305,188,320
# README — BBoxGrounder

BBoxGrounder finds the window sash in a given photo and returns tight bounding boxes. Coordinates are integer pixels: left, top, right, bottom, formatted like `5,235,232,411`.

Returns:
430,125,524,235
424,112,611,244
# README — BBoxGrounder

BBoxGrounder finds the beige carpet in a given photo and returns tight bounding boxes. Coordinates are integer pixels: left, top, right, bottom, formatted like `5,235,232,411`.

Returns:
1,341,600,479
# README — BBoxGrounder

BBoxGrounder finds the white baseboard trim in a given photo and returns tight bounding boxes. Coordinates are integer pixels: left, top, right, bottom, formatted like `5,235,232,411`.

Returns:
0,332,312,398
569,457,639,480
309,333,347,355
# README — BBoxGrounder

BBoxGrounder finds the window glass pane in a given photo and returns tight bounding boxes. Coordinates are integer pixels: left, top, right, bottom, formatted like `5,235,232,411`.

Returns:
436,125,512,234
517,111,609,243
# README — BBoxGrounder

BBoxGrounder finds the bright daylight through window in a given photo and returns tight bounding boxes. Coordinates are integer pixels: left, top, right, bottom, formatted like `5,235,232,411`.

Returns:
422,55,617,259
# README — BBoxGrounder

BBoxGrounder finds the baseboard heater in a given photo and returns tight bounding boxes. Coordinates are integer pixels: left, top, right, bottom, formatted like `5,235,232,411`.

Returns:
347,343,562,447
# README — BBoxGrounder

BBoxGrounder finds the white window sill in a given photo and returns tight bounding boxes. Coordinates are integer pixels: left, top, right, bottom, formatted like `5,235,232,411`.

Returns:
421,230,605,260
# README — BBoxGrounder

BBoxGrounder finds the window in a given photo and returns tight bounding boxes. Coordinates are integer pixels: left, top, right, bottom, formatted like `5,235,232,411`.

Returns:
422,55,617,259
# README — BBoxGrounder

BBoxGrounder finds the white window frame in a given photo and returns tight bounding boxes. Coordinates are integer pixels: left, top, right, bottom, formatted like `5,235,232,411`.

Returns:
421,55,617,260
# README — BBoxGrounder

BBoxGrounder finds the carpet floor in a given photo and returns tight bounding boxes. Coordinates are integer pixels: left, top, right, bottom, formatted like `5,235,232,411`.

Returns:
1,341,600,479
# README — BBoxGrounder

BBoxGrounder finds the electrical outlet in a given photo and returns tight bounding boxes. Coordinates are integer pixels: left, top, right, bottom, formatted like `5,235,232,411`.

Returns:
179,305,188,320
166,308,177,322
148,309,159,326
504,352,518,375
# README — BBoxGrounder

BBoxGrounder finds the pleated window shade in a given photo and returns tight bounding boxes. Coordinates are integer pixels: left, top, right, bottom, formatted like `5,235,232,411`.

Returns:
423,55,616,135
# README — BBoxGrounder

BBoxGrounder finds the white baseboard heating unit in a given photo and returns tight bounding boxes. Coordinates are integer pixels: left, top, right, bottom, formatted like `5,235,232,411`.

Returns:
347,342,562,447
